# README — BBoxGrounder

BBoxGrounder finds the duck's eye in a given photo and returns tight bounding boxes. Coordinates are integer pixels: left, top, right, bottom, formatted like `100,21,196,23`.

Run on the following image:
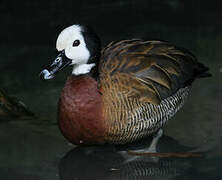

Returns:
72,40,80,47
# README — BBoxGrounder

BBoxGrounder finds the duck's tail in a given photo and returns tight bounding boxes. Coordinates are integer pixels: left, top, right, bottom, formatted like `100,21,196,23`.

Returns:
185,61,211,86
195,62,212,78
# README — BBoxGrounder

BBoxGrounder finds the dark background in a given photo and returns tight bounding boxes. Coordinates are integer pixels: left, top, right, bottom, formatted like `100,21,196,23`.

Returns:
1,0,221,44
0,0,222,179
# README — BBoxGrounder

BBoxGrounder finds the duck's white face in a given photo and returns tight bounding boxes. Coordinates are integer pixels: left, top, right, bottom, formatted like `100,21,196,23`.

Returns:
56,25,90,65
39,24,100,80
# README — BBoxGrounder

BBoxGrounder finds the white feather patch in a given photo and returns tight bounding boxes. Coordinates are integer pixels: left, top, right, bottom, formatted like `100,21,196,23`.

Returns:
72,63,95,75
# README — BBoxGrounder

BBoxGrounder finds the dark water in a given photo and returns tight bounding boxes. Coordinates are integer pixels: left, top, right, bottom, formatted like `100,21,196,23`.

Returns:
0,1,222,179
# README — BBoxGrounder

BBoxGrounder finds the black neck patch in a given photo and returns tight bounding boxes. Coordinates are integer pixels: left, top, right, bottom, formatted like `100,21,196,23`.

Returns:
81,25,101,65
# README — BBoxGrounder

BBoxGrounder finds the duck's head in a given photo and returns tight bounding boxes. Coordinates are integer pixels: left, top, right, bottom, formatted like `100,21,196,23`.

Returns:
40,24,101,80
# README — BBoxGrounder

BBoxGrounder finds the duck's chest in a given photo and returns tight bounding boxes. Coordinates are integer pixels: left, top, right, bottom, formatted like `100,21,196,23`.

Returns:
58,75,106,145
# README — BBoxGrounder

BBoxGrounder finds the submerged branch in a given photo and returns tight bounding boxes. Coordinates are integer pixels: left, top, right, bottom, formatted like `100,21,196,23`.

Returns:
128,151,203,158
0,89,34,118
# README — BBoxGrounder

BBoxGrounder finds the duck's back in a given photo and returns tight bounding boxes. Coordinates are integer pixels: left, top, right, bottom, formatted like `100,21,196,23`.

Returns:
99,39,210,144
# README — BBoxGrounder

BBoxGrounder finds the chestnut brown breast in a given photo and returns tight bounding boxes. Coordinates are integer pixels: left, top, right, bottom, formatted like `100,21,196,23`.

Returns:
58,75,106,145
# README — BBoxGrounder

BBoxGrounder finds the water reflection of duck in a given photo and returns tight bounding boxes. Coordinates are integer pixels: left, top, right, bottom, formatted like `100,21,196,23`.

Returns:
40,24,211,148
59,136,192,180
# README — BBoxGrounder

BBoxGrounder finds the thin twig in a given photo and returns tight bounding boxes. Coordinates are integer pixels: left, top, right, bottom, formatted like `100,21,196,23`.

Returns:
127,151,203,158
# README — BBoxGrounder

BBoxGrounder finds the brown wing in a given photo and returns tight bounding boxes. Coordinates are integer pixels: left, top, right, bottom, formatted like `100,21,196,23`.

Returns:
99,39,209,105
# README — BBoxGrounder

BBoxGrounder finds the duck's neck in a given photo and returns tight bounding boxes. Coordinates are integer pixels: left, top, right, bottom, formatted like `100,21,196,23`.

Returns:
89,63,99,79
72,63,99,80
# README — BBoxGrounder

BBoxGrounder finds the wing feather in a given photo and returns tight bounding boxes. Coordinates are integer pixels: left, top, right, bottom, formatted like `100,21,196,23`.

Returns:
99,40,208,105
